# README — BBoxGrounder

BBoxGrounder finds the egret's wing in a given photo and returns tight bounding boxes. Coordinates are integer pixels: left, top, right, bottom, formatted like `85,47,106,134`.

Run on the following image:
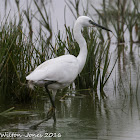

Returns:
26,55,79,83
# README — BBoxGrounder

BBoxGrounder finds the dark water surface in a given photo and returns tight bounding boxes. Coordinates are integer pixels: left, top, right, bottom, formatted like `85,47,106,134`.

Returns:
0,90,140,140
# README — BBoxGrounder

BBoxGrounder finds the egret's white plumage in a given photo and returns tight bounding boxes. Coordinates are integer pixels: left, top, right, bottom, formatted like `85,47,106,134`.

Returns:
26,55,79,89
26,16,91,91
26,16,111,101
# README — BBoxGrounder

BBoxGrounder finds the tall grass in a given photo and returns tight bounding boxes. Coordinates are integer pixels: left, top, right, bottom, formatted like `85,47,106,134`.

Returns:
0,18,32,102
0,0,53,102
92,0,140,44
55,0,117,97
0,0,118,102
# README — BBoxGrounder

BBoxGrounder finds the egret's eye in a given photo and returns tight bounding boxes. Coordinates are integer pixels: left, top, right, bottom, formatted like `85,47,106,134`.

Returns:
89,20,92,24
89,20,95,26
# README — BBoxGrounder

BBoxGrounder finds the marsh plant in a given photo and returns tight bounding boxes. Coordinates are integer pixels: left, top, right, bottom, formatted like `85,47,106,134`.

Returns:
0,0,117,102
56,26,116,97
0,19,32,102
92,0,140,44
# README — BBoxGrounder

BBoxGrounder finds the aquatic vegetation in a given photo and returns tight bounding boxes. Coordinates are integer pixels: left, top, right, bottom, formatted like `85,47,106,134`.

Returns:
92,0,140,44
0,0,139,103
56,25,116,97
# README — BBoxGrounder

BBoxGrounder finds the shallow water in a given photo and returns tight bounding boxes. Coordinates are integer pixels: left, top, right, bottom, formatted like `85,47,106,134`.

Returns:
0,89,140,140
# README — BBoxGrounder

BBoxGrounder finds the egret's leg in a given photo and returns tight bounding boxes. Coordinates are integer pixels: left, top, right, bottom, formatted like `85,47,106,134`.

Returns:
52,90,57,122
30,84,56,129
45,85,55,108
44,84,56,122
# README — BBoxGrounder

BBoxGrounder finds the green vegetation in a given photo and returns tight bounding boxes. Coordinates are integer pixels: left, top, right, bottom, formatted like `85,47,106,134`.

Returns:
0,0,139,103
92,0,140,44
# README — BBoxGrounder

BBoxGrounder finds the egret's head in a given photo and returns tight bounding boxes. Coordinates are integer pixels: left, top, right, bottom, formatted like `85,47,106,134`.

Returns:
76,16,112,32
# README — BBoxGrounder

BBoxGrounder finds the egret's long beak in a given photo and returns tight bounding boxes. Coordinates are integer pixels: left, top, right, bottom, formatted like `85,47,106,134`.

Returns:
89,20,112,32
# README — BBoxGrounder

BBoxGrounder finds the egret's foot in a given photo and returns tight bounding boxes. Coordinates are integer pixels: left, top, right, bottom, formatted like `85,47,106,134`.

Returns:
30,107,56,129
47,107,56,122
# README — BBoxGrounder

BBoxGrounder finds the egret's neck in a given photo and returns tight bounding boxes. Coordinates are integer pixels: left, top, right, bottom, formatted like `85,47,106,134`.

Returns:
74,23,87,74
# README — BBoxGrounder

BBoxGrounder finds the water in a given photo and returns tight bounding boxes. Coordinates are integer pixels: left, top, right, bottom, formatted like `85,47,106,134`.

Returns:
0,89,140,139
0,0,140,139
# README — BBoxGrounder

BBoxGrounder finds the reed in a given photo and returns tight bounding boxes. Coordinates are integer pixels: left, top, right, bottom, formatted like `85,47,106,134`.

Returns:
0,1,50,102
0,0,118,102
54,24,116,97
92,0,140,44
0,18,32,102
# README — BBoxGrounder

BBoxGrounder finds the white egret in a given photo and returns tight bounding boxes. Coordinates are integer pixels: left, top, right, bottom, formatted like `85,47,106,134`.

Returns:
26,16,111,122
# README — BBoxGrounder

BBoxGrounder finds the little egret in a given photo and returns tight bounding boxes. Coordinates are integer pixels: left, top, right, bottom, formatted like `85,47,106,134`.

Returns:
26,16,111,122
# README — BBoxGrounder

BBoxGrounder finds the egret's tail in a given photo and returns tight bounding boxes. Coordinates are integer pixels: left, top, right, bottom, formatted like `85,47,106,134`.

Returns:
28,81,34,90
